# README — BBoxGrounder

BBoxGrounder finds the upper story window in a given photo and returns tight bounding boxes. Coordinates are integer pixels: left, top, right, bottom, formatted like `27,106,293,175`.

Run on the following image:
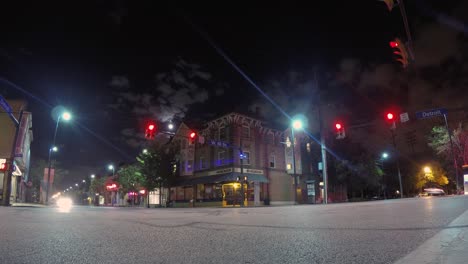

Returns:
217,151,225,166
242,125,250,138
267,133,274,144
219,126,227,141
186,160,193,172
269,154,275,168
200,156,206,169
243,151,250,165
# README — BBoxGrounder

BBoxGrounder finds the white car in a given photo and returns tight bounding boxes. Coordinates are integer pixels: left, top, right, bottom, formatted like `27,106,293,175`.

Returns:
422,188,445,196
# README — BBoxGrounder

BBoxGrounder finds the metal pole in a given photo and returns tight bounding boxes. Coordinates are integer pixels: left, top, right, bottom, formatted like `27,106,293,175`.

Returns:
240,149,244,207
315,69,328,204
291,128,298,205
2,110,23,206
45,116,61,204
443,114,459,192
398,0,415,60
391,129,404,198
320,132,328,204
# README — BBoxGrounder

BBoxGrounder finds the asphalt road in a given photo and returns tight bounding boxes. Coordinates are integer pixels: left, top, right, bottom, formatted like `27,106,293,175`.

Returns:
2,196,468,264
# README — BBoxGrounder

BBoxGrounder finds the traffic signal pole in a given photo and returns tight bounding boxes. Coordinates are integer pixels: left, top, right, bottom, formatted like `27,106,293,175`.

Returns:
316,70,328,204
391,129,403,198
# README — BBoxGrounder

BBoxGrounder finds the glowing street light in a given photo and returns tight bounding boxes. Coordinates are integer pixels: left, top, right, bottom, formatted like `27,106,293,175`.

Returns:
292,119,303,130
52,146,58,152
82,180,86,183
142,149,148,154
168,123,174,130
75,183,78,187
424,166,432,174
90,174,95,179
290,117,304,205
382,152,389,159
108,164,115,175
46,109,72,204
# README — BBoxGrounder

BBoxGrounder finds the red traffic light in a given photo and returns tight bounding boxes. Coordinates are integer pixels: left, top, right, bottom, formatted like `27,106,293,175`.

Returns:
148,124,155,131
190,132,196,139
389,41,398,48
0,162,6,171
386,113,394,120
335,123,342,130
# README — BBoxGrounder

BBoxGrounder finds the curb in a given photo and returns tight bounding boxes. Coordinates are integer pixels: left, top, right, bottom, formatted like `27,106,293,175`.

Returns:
394,208,468,264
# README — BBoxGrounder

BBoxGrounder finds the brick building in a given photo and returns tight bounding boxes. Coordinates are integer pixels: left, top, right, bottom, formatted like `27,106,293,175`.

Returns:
0,99,33,203
170,112,296,206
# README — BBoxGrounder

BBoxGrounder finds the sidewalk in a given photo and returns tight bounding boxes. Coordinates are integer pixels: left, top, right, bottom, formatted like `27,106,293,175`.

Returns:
395,208,468,264
11,203,47,208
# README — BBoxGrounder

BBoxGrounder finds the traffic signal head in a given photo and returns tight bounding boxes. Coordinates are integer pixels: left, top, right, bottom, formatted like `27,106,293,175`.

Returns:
145,122,157,140
389,38,410,68
190,132,196,139
385,112,397,129
386,113,394,120
334,122,345,139
0,162,7,171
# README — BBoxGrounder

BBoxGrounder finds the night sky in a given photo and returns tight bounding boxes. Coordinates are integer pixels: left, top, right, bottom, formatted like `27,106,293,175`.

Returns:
1,1,466,186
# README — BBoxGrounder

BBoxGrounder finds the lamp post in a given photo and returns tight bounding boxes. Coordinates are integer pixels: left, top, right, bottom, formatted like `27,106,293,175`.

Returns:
45,111,71,205
381,152,389,199
108,165,115,175
291,118,303,205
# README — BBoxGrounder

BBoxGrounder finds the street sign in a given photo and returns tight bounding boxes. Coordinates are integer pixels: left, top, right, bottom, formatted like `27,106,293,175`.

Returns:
0,95,12,113
400,112,410,123
415,108,448,119
0,95,19,125
208,140,229,148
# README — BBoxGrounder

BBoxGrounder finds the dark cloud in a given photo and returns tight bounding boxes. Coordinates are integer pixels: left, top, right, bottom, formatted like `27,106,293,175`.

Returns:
108,58,215,147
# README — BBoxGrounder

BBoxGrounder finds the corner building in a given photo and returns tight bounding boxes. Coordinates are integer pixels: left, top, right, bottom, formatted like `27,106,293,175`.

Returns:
171,112,295,206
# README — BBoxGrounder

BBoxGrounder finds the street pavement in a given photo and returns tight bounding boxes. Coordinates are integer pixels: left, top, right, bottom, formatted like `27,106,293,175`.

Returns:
1,196,468,264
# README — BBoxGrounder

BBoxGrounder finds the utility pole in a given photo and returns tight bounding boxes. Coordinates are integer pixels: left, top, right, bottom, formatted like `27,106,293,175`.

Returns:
443,114,459,192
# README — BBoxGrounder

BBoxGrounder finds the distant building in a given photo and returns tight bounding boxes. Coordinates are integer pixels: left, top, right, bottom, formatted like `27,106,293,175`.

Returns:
170,112,296,206
0,99,33,203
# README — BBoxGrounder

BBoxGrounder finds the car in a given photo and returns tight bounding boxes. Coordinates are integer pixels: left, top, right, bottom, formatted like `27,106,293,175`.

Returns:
423,188,445,196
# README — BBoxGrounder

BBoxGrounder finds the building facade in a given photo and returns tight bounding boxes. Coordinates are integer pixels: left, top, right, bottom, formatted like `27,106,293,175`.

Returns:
170,112,296,206
0,99,33,203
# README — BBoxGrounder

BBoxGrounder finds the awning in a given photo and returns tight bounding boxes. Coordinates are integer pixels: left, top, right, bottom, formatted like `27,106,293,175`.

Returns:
176,172,269,186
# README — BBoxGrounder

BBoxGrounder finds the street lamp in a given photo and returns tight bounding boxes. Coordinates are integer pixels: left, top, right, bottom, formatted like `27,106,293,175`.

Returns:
75,183,78,187
423,166,432,174
290,118,303,205
45,110,72,204
168,123,174,130
380,152,389,199
142,149,148,154
82,180,86,183
52,146,58,152
108,164,115,175
90,174,95,179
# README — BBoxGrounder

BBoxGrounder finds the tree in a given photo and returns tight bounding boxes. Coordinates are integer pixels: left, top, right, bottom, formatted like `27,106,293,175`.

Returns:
116,164,145,206
411,163,449,193
137,141,180,207
89,177,106,196
428,124,468,183
29,159,69,202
